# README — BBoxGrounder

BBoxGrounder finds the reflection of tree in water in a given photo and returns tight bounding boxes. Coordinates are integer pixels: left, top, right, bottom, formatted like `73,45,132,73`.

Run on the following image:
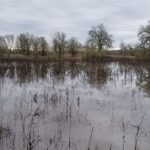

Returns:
0,63,12,79
118,62,150,96
16,62,32,84
135,63,150,96
34,62,49,81
83,62,111,88
50,61,66,82
0,61,50,85
0,61,69,85
0,63,15,80
8,64,15,79
16,62,49,84
0,63,8,92
117,62,136,84
0,63,16,94
1,61,150,96
68,61,81,79
50,61,81,82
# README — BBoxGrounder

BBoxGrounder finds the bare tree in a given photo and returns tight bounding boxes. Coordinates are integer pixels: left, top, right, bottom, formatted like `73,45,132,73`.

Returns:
0,35,8,50
88,24,113,51
16,32,33,56
120,41,127,55
138,21,150,49
52,32,66,58
5,34,14,52
32,36,48,56
39,37,48,56
68,37,79,57
32,36,41,57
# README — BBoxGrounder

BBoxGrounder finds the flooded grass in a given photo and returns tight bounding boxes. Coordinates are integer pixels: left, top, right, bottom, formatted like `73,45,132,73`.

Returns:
0,61,150,150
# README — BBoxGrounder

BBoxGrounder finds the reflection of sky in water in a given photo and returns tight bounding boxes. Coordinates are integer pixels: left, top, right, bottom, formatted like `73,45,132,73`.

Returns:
0,61,150,149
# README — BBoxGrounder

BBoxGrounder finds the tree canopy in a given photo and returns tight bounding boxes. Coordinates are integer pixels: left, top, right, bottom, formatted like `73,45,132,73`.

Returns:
88,24,113,51
138,21,150,49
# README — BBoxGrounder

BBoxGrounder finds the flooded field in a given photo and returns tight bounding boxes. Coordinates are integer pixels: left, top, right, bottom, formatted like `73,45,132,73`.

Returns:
0,61,150,150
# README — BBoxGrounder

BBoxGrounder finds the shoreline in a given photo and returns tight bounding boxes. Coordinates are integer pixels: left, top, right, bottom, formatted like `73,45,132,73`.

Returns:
0,53,150,62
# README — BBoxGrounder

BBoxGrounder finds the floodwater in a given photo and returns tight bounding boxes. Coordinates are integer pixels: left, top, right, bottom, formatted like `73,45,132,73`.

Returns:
0,61,150,150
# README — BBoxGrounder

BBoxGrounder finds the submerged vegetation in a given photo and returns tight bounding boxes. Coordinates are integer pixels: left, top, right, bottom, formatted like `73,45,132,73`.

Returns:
1,21,150,61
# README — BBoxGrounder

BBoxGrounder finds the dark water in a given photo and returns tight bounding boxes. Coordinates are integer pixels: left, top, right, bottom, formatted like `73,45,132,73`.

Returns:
0,61,150,150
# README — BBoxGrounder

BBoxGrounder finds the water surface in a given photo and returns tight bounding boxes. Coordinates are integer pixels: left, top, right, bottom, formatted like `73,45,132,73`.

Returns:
0,61,150,150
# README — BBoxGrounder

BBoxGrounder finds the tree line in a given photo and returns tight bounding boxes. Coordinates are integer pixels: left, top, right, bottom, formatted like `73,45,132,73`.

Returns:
0,21,150,58
0,32,82,57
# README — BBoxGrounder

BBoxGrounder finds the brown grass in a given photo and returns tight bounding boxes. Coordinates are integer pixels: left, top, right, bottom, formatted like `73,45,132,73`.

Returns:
0,51,149,62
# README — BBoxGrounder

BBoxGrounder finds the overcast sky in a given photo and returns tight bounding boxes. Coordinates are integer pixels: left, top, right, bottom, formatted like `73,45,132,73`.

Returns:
0,0,150,47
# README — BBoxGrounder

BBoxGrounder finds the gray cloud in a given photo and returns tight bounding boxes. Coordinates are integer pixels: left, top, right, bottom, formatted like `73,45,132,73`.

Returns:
0,0,150,47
